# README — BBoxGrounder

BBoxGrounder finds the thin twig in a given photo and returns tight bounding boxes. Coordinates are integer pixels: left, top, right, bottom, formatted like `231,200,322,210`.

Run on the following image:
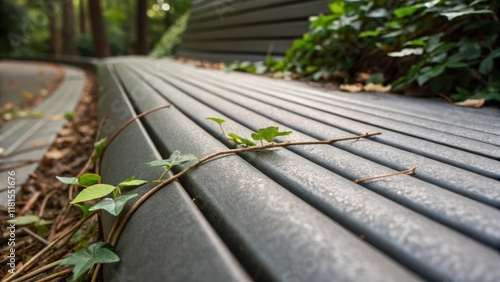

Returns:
20,227,49,246
107,132,382,246
8,259,63,282
32,268,72,282
2,213,96,282
354,166,416,184
19,192,41,216
38,190,57,218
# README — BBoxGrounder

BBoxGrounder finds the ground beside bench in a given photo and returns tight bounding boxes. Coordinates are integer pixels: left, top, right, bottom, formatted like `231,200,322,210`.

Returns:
96,57,500,282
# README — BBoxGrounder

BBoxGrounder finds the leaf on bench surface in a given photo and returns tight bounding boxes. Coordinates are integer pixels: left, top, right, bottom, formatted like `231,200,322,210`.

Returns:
89,194,138,216
146,150,199,170
251,126,293,143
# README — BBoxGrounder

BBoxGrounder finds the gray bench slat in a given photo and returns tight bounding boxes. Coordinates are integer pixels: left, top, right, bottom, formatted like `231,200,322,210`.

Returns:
175,50,274,62
122,60,500,281
129,58,500,246
180,39,295,55
183,21,309,41
186,1,330,31
181,66,500,159
189,0,303,22
96,64,252,281
154,59,500,185
112,62,421,282
235,77,500,145
278,80,500,130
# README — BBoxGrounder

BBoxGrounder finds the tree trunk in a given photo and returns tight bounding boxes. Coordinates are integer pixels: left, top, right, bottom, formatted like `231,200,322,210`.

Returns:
46,1,58,54
61,0,77,55
88,0,110,57
136,0,148,54
79,0,86,34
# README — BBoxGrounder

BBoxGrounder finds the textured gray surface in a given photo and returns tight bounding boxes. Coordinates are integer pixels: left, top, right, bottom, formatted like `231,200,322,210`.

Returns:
178,0,331,60
98,57,499,282
97,64,254,282
0,63,84,206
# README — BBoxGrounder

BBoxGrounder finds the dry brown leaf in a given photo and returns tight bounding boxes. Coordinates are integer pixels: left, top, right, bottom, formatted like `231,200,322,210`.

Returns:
340,83,363,93
355,72,371,83
363,83,391,93
3,102,15,111
44,150,65,160
454,98,485,108
22,91,34,101
51,115,64,121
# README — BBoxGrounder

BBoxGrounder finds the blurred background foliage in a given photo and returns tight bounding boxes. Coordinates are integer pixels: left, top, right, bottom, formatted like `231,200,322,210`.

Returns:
0,0,191,57
228,0,500,102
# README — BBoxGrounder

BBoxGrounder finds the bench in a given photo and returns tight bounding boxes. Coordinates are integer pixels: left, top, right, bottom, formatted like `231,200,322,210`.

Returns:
178,0,331,62
95,1,500,281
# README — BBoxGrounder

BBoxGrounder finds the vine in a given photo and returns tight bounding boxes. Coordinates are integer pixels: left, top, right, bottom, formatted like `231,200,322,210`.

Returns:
4,106,418,282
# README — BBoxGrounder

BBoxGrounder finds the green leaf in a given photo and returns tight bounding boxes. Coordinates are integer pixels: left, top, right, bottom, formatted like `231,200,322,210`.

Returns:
56,176,79,185
251,126,293,143
78,173,101,187
60,242,120,282
74,204,92,219
92,138,107,162
479,58,494,75
440,9,492,21
145,150,199,169
118,177,148,187
394,6,422,18
8,215,40,225
417,64,446,86
206,117,225,125
328,1,345,15
89,194,138,216
70,184,116,204
388,48,424,57
227,133,256,147
359,29,382,38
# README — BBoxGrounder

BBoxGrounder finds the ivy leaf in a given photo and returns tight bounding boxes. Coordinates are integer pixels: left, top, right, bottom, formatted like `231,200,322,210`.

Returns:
417,64,446,86
8,215,40,225
56,176,79,185
388,48,424,57
394,5,423,18
70,184,116,204
440,9,492,21
146,151,199,169
206,117,225,125
89,194,138,216
92,138,107,162
78,173,101,187
60,242,120,282
227,133,256,147
251,126,293,143
74,204,92,219
118,177,148,187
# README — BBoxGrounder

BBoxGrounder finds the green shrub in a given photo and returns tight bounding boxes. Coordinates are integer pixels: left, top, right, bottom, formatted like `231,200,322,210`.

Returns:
150,12,189,58
235,0,500,102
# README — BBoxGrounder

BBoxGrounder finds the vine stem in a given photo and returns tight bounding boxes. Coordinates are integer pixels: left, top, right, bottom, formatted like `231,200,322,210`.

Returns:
107,131,382,247
102,104,171,155
354,166,416,184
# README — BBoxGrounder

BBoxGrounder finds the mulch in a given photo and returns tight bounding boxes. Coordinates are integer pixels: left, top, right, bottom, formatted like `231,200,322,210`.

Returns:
0,68,101,281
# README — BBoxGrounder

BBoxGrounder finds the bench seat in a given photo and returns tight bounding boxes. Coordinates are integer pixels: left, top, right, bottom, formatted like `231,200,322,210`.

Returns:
97,57,500,282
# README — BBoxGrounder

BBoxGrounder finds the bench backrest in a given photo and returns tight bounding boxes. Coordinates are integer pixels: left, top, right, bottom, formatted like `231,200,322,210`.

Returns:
177,0,331,62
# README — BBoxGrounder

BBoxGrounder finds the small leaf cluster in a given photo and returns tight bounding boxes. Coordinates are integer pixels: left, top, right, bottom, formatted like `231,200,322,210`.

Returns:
206,117,292,146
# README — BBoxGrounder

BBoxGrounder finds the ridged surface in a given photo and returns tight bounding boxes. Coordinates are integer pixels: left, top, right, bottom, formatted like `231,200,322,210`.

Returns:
98,57,500,282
